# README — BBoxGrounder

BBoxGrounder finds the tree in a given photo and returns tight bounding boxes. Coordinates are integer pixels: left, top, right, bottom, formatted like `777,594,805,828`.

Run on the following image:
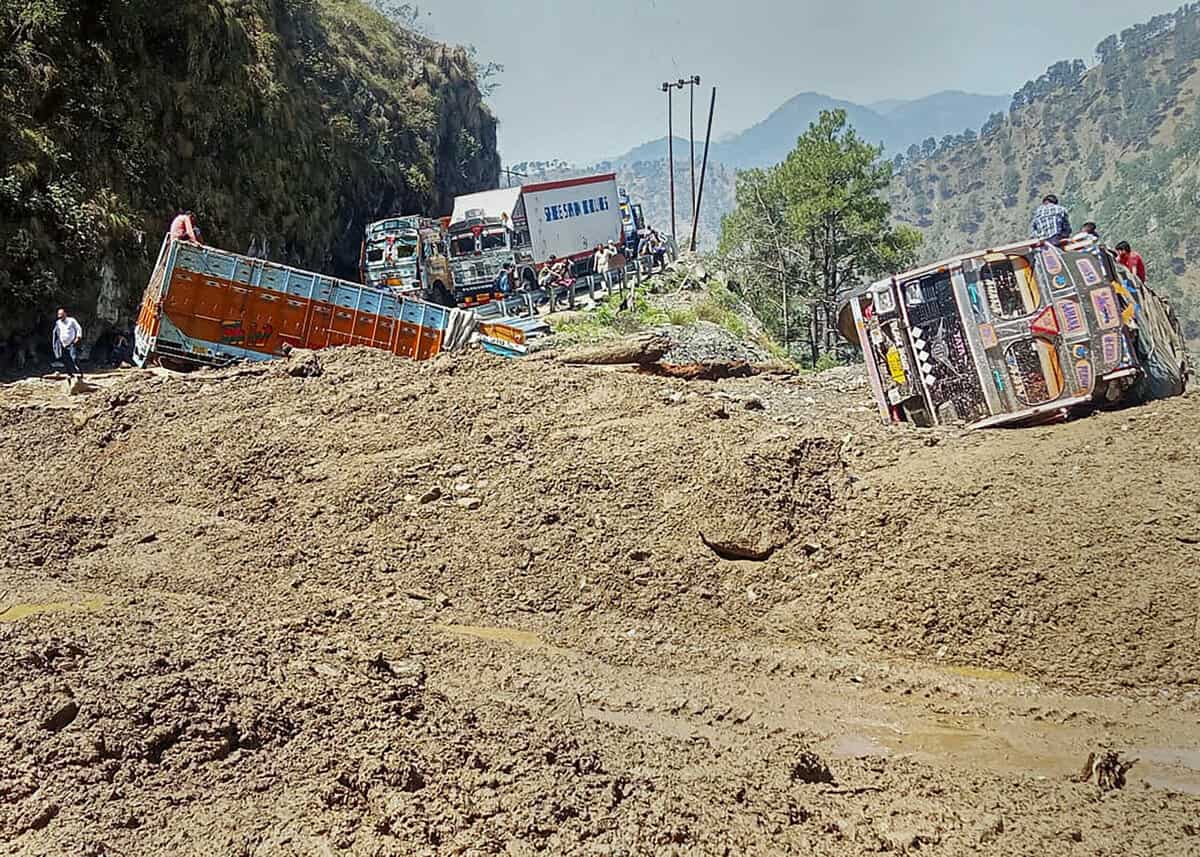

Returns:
720,109,921,365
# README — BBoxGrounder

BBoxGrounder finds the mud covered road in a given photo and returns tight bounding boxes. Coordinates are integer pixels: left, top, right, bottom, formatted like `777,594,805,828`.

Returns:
2,349,1199,855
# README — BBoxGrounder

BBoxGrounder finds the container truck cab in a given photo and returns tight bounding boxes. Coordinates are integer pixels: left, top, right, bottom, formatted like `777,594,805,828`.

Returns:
360,215,454,306
837,236,1189,429
446,191,522,308
618,187,645,259
447,175,625,307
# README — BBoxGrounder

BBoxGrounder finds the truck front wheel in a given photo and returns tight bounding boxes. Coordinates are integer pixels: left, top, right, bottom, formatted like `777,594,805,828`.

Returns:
429,282,455,308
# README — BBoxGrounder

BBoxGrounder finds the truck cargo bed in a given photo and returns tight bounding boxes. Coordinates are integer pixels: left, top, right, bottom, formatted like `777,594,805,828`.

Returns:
134,238,475,368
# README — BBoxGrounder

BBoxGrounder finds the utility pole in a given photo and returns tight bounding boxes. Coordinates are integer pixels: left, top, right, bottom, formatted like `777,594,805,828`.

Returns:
500,167,526,188
662,76,701,244
689,86,715,253
686,76,700,215
661,81,676,240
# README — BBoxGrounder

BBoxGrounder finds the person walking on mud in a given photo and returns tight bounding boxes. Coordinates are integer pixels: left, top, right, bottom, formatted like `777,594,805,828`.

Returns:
52,307,84,381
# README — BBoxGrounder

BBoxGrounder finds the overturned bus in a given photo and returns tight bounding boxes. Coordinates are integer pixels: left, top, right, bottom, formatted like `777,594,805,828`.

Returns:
837,238,1190,429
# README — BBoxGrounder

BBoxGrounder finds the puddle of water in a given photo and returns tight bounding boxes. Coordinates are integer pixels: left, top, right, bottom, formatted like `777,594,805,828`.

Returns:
0,598,104,623
830,733,891,759
588,708,713,742
939,664,1030,683
433,624,569,654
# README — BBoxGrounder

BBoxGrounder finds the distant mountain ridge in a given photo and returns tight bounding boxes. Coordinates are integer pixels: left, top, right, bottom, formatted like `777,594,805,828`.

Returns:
508,89,1007,251
611,90,1009,170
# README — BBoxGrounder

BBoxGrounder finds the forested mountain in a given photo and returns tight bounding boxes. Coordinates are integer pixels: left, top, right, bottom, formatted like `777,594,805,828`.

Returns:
0,0,499,359
888,4,1200,345
611,90,1007,169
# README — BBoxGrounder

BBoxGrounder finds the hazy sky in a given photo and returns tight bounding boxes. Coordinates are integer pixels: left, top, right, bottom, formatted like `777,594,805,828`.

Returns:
421,0,1178,166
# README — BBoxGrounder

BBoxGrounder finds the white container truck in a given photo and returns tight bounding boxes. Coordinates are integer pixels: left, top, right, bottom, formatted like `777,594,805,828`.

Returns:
447,174,624,298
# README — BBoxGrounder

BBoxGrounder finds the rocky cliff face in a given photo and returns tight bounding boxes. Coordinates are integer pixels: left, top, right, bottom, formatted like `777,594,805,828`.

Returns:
0,0,499,366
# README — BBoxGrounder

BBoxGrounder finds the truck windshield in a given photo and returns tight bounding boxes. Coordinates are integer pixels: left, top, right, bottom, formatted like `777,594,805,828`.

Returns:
366,237,417,265
480,230,507,252
450,234,476,257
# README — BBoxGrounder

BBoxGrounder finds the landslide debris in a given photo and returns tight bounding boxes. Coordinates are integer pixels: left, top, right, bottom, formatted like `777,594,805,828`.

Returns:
2,348,1199,853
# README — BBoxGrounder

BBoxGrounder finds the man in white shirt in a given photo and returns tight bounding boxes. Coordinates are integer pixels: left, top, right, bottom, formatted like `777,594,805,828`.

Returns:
591,244,611,300
52,307,84,380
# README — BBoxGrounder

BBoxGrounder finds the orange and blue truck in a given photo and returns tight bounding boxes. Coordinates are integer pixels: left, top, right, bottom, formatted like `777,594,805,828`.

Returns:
133,236,475,369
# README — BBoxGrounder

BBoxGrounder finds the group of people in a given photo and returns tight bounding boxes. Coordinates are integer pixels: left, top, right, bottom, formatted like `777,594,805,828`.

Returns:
1030,193,1148,281
492,234,657,314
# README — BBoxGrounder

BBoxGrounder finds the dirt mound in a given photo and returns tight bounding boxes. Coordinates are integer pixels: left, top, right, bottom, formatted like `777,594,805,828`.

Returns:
2,348,1199,853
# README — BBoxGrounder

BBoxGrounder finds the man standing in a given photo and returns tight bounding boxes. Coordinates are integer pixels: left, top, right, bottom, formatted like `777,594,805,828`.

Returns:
1030,194,1071,243
1116,241,1147,282
52,308,83,380
493,262,513,297
592,243,612,299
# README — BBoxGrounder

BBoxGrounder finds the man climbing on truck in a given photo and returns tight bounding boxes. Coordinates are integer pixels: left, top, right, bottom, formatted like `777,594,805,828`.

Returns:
1116,241,1147,282
169,210,202,244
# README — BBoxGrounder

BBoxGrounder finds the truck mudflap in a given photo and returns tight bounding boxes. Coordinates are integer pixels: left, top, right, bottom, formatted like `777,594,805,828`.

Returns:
133,238,476,369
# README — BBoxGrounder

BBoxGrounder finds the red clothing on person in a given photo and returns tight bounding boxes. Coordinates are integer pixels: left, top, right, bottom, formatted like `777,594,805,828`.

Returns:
1119,250,1146,282
169,213,199,243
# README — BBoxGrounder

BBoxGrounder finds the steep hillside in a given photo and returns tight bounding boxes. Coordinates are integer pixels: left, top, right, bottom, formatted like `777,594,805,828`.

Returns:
888,5,1200,344
0,0,499,362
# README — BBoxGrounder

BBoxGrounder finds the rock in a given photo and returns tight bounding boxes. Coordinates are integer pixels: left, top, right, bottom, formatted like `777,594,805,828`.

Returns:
742,395,766,411
453,482,472,494
285,348,323,377
23,803,60,833
977,814,1005,844
418,487,442,504
41,696,79,732
789,750,834,784
445,464,468,477
456,497,482,510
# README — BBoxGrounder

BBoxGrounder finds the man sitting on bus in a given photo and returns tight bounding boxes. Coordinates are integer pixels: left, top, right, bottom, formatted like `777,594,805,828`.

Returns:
1030,194,1071,244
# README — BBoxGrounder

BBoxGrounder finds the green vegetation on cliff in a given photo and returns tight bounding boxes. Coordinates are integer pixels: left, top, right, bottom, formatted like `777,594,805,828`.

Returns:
0,0,499,356
888,4,1200,345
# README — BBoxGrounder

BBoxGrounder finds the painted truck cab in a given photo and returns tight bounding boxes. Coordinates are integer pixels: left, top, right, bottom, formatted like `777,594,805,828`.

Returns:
838,238,1189,428
361,215,454,305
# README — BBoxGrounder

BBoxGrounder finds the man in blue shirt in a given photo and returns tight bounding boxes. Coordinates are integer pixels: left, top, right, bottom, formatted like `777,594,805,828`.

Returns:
1030,194,1071,243
494,262,513,296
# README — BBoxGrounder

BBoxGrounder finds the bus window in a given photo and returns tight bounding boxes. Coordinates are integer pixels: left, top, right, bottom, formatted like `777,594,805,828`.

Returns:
1004,338,1063,405
980,256,1040,319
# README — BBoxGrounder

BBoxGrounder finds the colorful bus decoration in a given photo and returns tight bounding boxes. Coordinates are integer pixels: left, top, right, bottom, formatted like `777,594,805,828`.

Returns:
837,238,1190,429
134,237,476,369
